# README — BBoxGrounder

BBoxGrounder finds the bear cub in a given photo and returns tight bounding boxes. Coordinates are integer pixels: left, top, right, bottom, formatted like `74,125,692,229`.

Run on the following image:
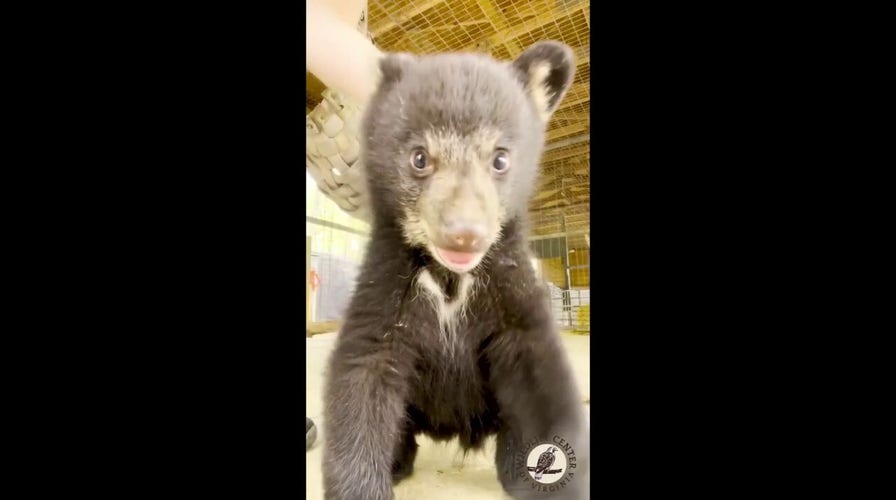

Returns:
323,41,590,500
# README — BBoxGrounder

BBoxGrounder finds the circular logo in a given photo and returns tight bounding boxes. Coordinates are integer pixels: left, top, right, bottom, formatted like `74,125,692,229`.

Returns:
525,442,568,484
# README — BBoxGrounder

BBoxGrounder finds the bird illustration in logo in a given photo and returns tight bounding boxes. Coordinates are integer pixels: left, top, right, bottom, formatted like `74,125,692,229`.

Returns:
534,447,557,480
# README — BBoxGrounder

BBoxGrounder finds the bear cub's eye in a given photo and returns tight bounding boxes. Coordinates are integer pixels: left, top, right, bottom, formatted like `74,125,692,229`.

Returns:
492,150,510,173
409,148,432,176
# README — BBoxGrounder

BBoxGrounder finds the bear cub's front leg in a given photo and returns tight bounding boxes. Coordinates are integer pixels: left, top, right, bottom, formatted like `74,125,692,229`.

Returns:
322,343,409,500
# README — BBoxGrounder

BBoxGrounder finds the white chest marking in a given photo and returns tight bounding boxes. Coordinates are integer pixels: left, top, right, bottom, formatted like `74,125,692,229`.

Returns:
415,269,476,352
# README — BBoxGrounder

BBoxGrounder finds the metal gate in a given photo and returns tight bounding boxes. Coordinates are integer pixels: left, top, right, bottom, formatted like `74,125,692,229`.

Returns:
529,231,591,333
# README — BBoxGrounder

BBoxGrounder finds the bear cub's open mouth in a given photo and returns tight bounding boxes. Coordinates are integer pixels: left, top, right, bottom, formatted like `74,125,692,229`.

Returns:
431,246,485,273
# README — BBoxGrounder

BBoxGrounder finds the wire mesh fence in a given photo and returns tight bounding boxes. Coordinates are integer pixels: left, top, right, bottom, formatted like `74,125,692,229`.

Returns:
306,171,371,333
530,232,591,333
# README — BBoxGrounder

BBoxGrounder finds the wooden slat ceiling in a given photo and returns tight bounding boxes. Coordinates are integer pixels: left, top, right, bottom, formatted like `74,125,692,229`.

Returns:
307,0,590,248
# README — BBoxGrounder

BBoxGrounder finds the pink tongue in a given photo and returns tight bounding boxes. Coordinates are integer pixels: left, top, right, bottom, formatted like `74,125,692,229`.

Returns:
438,248,475,265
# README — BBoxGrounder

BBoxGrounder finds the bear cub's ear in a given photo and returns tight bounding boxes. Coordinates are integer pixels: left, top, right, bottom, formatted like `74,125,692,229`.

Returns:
511,41,576,123
378,52,417,88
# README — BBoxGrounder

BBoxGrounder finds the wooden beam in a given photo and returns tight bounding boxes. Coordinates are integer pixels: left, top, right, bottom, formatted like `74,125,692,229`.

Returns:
545,159,589,175
533,214,590,223
547,122,588,141
532,188,561,201
537,173,589,188
544,134,589,152
531,224,590,236
552,111,590,121
369,0,445,37
535,199,568,210
529,199,591,214
529,229,589,240
404,20,491,32
537,174,586,189
531,190,588,210
541,143,590,163
541,157,590,171
556,214,590,223
531,223,588,234
532,190,570,207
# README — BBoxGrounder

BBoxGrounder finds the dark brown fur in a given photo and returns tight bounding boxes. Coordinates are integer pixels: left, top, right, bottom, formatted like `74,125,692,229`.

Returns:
323,42,589,500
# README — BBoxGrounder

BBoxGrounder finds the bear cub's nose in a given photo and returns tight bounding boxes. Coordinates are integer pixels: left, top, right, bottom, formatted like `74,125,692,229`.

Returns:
441,222,487,253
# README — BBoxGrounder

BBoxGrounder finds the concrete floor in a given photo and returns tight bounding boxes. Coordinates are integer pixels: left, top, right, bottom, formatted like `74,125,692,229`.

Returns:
306,331,590,500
